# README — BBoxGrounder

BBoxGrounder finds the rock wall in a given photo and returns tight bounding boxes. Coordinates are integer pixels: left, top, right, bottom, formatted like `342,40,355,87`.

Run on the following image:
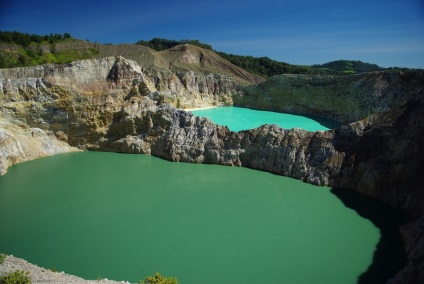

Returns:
235,71,424,124
0,113,79,175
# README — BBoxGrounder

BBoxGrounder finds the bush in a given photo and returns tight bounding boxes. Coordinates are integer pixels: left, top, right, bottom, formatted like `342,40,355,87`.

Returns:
140,272,178,284
0,270,31,284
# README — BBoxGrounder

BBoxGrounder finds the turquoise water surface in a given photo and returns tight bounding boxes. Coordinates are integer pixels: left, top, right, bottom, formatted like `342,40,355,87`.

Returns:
190,107,340,131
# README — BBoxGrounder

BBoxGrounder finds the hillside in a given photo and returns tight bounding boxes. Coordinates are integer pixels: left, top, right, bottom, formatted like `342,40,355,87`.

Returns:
1,32,401,78
134,37,322,77
0,31,100,67
98,43,264,85
311,60,384,74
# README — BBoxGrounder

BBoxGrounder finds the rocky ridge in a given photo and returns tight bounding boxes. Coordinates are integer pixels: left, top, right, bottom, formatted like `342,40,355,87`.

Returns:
236,71,423,124
0,53,423,283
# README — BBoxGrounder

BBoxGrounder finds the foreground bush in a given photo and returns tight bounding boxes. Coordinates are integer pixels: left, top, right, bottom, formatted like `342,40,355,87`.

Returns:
140,272,177,284
0,270,31,284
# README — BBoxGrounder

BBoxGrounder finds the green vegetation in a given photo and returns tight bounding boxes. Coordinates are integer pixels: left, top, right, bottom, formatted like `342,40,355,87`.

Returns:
0,254,5,264
0,270,31,284
0,31,71,47
2,32,414,76
217,52,323,76
137,38,418,76
136,38,212,51
140,272,178,284
0,31,99,68
311,60,384,74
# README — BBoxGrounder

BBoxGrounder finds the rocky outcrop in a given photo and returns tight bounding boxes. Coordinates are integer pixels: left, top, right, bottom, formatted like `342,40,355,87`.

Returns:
235,71,424,124
389,217,424,283
98,43,264,109
0,54,258,172
0,113,79,175
334,101,424,217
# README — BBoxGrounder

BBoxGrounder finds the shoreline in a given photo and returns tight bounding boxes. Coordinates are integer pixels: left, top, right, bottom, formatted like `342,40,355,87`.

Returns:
0,254,128,283
183,106,219,111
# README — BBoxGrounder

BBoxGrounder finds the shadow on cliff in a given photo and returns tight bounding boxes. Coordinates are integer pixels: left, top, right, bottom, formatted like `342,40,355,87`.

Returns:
300,113,342,129
330,187,407,284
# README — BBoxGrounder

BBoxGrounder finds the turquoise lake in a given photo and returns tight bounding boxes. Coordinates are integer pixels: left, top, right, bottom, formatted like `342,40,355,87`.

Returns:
190,107,341,131
0,108,386,283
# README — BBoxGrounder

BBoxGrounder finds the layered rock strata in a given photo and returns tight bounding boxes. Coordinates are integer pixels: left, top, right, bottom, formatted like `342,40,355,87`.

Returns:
0,113,79,176
236,71,424,124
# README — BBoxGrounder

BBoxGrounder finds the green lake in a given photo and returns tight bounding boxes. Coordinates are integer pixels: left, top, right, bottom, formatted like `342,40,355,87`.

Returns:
0,152,380,284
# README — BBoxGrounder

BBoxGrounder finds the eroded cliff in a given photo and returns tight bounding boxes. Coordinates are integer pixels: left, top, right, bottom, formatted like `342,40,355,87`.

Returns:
236,72,423,124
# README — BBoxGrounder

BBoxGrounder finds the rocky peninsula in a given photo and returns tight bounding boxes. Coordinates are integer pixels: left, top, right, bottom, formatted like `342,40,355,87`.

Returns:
0,44,423,283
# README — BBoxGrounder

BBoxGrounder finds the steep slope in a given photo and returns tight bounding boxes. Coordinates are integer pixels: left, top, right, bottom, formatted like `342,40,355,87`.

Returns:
98,43,264,84
235,71,424,124
98,43,168,70
97,43,264,109
159,44,264,84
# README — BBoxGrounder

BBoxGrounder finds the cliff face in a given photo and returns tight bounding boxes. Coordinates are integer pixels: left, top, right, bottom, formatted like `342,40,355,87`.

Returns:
0,51,256,145
0,113,79,176
98,43,264,109
0,55,423,283
235,72,423,124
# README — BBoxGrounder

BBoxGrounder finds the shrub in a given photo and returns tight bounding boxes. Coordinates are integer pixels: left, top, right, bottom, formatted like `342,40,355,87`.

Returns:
140,272,178,284
0,270,31,284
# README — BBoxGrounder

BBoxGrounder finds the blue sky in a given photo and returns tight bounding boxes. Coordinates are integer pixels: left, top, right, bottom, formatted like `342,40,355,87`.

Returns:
1,0,423,68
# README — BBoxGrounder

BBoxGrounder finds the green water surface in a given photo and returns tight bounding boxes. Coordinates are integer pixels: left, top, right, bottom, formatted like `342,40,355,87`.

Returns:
190,107,340,131
0,152,379,284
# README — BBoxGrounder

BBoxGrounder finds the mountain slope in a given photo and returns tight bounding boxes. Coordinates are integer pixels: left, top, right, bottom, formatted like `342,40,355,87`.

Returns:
159,44,264,84
98,43,264,85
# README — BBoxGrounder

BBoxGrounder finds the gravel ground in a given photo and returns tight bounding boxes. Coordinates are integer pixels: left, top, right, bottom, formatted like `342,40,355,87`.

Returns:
0,254,131,284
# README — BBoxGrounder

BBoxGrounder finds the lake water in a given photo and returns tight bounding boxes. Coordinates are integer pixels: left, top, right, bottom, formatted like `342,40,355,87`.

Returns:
0,152,380,284
190,107,341,131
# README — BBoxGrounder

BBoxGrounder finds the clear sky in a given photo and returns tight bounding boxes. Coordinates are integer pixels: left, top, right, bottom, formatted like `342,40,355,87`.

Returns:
1,0,423,68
